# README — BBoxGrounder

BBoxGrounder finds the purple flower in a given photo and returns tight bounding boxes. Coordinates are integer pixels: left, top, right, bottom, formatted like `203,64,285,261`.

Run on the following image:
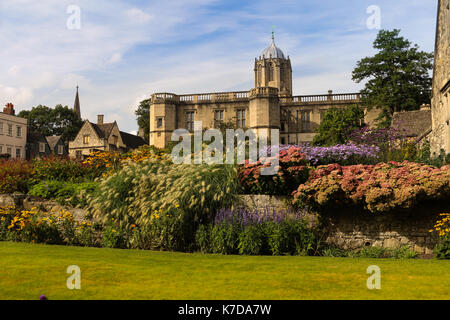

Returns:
40,294,48,300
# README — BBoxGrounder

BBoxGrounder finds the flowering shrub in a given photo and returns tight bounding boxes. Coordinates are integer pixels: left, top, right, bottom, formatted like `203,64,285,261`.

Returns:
263,143,380,166
82,146,168,178
349,125,417,162
0,206,98,246
430,213,450,259
31,156,93,183
0,160,33,193
293,162,450,213
238,147,310,195
195,207,317,255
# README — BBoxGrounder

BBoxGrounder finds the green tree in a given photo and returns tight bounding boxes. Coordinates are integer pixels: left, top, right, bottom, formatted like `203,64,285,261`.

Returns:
312,105,364,146
352,29,433,127
18,105,83,141
135,99,150,142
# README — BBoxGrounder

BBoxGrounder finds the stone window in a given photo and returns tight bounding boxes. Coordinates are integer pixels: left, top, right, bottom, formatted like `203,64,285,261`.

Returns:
83,135,90,144
7,124,13,136
39,142,46,153
7,147,12,156
0,146,2,154
214,110,224,128
76,150,82,159
0,122,3,135
237,110,246,128
186,112,194,131
157,117,163,128
15,148,21,159
257,66,262,86
300,111,312,133
58,145,64,155
16,126,21,137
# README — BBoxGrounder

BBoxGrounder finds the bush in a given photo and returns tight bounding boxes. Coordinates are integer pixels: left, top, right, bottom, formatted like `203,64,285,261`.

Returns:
31,156,93,183
0,160,33,193
434,235,450,259
87,158,240,250
28,181,98,207
294,161,450,213
0,206,97,246
430,213,450,259
195,207,317,256
238,147,310,195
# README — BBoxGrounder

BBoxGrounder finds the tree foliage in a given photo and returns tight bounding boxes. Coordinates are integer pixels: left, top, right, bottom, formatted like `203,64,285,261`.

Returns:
18,105,83,141
312,105,364,146
135,99,150,142
352,29,433,127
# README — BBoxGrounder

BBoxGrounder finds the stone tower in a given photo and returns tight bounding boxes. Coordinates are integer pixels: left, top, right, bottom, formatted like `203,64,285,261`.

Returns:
254,32,292,97
430,0,450,155
149,93,177,148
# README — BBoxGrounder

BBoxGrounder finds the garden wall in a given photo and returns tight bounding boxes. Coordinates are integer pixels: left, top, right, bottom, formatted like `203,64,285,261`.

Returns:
0,194,88,222
237,195,444,255
1,193,444,255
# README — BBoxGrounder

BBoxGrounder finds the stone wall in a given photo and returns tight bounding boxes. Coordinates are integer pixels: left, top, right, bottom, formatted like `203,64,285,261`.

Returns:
0,194,88,222
237,194,444,254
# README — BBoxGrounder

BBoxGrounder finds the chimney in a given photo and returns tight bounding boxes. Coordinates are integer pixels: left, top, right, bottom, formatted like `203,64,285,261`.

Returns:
97,114,104,125
3,103,15,115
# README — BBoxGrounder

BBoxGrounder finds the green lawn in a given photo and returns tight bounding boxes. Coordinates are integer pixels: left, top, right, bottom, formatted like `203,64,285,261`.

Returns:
0,241,449,300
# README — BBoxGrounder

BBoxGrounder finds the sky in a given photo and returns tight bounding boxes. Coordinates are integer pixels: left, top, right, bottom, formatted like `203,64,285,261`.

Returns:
0,0,439,134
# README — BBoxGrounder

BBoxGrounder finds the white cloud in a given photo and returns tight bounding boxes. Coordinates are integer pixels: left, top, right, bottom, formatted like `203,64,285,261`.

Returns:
125,8,153,24
108,53,122,64
0,85,34,106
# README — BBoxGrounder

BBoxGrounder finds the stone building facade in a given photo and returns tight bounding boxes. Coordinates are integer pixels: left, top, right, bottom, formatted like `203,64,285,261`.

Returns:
430,0,450,155
68,115,146,158
0,103,27,159
149,34,380,148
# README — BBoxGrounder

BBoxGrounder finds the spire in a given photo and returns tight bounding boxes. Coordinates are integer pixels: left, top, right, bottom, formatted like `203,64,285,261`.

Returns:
74,86,81,120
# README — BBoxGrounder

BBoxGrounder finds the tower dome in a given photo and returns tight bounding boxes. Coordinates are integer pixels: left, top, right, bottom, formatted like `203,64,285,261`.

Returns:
260,32,285,59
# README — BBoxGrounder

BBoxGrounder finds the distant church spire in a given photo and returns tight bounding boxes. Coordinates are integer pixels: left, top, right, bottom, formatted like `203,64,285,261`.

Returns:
74,86,81,120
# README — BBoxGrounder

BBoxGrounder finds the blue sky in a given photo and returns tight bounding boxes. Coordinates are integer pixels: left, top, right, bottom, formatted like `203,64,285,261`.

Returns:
0,0,439,134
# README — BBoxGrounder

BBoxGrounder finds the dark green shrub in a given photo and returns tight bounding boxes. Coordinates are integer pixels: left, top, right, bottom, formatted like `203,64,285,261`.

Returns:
434,235,450,259
238,225,264,255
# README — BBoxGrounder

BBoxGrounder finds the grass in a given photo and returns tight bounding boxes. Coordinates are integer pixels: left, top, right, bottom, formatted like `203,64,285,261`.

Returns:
0,241,449,300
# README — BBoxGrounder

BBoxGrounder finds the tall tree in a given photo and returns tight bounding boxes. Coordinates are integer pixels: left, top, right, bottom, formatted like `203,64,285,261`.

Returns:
352,29,433,127
18,105,83,141
135,99,150,142
312,105,364,146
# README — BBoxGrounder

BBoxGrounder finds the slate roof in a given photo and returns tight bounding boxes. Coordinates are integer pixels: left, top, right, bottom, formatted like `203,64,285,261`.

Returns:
391,108,432,138
87,121,147,150
120,131,147,149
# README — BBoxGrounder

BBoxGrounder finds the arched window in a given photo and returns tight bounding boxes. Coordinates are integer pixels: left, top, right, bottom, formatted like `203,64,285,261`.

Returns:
269,64,274,81
258,66,262,85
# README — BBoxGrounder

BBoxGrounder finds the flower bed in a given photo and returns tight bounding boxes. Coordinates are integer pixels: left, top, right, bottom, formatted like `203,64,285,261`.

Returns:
293,161,450,213
238,147,309,195
264,144,380,166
